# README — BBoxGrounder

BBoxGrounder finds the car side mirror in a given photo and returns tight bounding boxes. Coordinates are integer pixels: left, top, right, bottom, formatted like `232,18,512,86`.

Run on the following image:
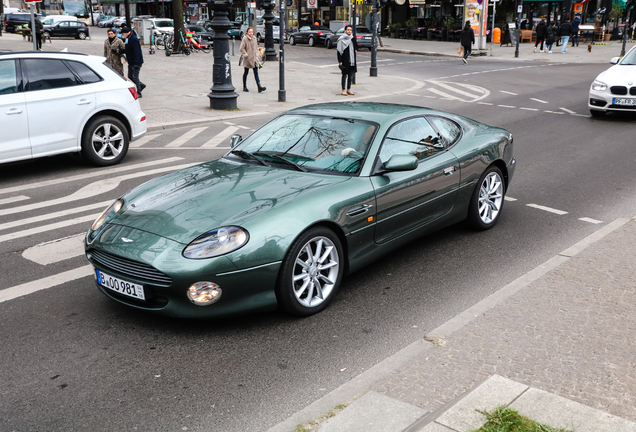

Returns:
230,134,242,148
383,154,418,172
610,57,620,64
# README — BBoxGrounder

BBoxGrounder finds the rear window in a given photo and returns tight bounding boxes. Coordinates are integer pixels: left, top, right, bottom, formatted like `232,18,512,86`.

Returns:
67,61,102,84
23,59,79,91
0,60,19,95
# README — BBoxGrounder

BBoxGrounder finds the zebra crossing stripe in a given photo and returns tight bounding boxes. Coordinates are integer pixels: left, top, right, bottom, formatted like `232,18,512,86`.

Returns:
130,133,160,148
201,126,240,148
165,127,207,148
430,81,484,100
426,88,464,100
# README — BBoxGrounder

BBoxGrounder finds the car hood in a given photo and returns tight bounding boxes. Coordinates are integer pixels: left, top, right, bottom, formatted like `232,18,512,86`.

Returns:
111,158,350,244
595,64,636,86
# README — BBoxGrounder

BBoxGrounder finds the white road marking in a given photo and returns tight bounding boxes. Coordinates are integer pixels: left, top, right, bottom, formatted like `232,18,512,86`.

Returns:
530,98,549,104
129,133,160,148
423,95,437,99
0,163,196,217
165,127,207,148
429,81,485,100
559,107,577,115
504,196,517,201
478,102,493,105
0,195,29,206
0,201,111,232
0,213,98,243
23,234,85,265
500,91,518,95
498,105,517,109
201,126,240,148
0,157,184,197
0,265,93,304
527,203,568,215
520,107,539,111
579,217,603,224
426,88,463,100
407,93,420,96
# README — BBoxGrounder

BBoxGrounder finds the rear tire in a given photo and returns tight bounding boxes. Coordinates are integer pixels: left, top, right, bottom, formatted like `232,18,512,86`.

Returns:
308,36,315,47
590,109,606,117
467,166,505,230
289,35,296,45
78,31,87,40
326,38,333,49
81,116,129,167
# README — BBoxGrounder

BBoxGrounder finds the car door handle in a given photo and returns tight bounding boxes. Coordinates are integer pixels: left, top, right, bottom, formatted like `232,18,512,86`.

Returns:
444,166,456,176
77,99,92,105
6,108,23,115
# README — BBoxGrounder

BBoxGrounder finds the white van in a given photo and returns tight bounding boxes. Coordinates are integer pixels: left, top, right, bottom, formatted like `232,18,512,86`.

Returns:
41,15,78,26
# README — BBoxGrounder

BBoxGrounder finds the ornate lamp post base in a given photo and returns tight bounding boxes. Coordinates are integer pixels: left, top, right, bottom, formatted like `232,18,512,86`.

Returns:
208,0,239,110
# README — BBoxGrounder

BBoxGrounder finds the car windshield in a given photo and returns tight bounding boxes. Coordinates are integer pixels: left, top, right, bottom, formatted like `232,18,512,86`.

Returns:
620,48,636,65
356,27,371,34
187,25,206,32
231,114,377,174
155,20,173,28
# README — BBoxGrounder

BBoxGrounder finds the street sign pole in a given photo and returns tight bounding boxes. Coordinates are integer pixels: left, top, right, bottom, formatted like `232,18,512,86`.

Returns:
370,0,378,77
514,1,522,57
30,4,37,51
279,0,286,102
490,0,497,56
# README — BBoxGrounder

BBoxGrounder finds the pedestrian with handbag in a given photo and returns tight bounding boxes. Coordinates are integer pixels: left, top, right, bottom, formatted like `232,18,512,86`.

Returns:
337,24,358,96
460,21,474,64
239,27,266,93
104,28,125,76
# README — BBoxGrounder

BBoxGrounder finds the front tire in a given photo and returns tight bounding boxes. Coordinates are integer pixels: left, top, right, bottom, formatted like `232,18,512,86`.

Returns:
590,109,606,117
78,31,87,40
326,38,333,49
276,227,344,316
81,116,129,167
308,36,315,47
289,35,296,45
467,166,505,230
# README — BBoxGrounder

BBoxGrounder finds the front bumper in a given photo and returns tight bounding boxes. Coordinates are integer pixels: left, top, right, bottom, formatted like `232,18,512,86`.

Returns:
588,89,636,113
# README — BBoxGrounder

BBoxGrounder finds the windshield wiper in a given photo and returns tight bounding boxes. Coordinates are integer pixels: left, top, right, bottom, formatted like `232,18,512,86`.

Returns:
254,152,308,172
230,150,269,166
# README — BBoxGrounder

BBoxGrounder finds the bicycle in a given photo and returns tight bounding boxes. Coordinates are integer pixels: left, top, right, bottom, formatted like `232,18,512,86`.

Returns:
165,29,190,56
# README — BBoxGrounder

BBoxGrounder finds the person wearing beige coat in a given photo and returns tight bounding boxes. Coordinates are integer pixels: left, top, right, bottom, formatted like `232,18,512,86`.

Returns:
104,28,125,76
239,27,266,93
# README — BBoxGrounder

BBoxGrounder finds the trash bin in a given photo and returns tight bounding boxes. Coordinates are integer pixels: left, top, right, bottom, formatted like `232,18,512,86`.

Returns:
493,27,501,44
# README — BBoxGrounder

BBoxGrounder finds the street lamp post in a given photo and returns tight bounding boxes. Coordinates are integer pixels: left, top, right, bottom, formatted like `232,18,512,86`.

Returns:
370,0,378,77
514,0,522,57
263,0,277,60
279,0,286,102
207,0,239,110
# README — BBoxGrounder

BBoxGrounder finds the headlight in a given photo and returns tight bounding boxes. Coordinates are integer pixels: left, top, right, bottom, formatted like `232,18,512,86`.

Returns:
182,226,249,259
91,199,124,231
591,80,607,91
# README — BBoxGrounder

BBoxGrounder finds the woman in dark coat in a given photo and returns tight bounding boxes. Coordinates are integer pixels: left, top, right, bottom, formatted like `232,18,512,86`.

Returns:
337,25,358,95
545,21,557,53
534,19,547,52
460,21,475,64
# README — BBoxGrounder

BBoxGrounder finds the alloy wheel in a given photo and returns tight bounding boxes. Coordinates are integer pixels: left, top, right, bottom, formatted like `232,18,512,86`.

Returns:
478,171,503,224
291,236,339,308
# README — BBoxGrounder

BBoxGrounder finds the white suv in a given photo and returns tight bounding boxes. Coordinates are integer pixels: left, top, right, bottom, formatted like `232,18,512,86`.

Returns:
0,51,146,166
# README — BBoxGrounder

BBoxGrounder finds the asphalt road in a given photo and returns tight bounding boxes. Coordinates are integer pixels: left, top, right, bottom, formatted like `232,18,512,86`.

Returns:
1,43,636,432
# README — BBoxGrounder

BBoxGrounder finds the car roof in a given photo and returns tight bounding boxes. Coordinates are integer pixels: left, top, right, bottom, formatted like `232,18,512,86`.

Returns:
0,51,92,60
286,102,439,123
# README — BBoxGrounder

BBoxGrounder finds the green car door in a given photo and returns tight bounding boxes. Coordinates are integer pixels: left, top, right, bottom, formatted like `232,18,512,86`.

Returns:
371,116,460,244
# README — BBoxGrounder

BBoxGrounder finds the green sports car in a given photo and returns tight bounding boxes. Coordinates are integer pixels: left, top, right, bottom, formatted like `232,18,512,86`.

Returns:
85,102,516,318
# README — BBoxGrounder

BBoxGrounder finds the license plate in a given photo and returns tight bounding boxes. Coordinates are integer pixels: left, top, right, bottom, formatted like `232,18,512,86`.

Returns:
613,98,636,106
95,269,145,301
364,36,371,40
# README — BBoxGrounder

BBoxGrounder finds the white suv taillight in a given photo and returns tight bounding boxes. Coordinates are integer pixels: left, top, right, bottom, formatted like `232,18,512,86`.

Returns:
128,87,139,100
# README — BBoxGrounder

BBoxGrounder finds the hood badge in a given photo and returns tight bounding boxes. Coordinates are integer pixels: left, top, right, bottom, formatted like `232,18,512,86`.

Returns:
121,237,134,243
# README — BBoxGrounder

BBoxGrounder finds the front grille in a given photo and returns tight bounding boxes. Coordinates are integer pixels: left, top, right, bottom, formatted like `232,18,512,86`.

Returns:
630,87,636,96
90,249,172,286
610,86,627,95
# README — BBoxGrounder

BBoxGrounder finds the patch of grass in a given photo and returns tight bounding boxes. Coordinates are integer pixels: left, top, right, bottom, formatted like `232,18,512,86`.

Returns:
471,405,574,432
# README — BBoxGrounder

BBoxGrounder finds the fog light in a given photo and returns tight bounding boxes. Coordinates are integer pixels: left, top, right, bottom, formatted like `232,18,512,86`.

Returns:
187,282,222,306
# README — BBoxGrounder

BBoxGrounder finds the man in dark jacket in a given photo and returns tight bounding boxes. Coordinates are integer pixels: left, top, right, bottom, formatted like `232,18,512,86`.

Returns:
460,21,475,64
571,16,580,47
121,26,146,97
559,19,572,53
534,19,547,52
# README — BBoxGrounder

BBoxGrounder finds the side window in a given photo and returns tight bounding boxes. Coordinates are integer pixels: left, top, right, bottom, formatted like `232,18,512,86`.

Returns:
379,117,443,163
67,61,102,84
0,60,18,95
428,116,462,146
23,59,79,91
59,21,70,28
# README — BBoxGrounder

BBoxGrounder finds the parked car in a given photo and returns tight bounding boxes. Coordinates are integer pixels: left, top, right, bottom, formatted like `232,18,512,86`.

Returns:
43,20,90,39
85,102,515,319
185,24,214,44
4,12,42,33
588,45,636,117
112,16,127,28
240,17,280,42
99,16,121,28
0,51,147,166
228,21,241,39
289,25,332,47
148,17,173,33
97,15,116,27
325,26,373,49
41,15,78,26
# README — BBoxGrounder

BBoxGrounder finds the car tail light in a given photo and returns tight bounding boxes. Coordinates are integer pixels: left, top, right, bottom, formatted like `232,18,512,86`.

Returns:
140,116,146,122
356,35,362,38
317,32,323,36
128,87,139,100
